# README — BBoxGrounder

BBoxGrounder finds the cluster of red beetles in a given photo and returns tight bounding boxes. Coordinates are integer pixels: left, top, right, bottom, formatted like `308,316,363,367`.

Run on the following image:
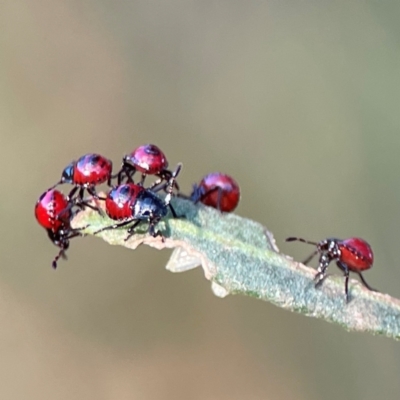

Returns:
35,144,375,302
35,144,240,265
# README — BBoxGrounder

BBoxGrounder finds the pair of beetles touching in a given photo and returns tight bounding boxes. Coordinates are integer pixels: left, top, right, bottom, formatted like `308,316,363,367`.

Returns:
35,144,375,303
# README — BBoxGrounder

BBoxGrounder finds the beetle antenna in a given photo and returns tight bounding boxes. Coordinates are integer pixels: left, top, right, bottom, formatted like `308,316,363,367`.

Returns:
52,248,66,269
286,237,319,246
48,180,64,190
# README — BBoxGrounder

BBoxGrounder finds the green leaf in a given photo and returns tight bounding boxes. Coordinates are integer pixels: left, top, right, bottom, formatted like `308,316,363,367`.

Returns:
72,197,400,341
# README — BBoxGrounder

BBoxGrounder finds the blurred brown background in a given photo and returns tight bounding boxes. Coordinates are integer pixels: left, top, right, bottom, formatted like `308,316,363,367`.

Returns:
2,0,400,399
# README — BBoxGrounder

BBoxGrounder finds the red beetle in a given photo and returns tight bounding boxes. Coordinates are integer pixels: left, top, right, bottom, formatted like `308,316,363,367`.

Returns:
117,144,177,188
286,236,376,302
104,183,144,221
190,172,240,212
35,189,87,269
95,164,181,240
53,153,112,205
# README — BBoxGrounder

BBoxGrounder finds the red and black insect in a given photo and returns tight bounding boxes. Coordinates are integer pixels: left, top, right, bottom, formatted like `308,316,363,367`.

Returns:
190,172,240,212
95,163,182,240
35,189,87,269
52,153,113,205
286,236,376,302
116,144,176,188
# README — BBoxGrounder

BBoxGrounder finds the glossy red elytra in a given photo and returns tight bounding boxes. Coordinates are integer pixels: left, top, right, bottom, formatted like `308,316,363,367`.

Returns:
53,153,112,205
286,236,376,302
35,189,86,269
104,183,144,221
35,189,71,231
117,144,176,188
95,164,182,240
191,172,240,212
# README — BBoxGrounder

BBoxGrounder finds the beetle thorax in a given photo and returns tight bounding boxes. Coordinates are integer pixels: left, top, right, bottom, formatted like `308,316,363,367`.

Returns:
61,163,75,184
318,238,341,260
133,191,167,221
